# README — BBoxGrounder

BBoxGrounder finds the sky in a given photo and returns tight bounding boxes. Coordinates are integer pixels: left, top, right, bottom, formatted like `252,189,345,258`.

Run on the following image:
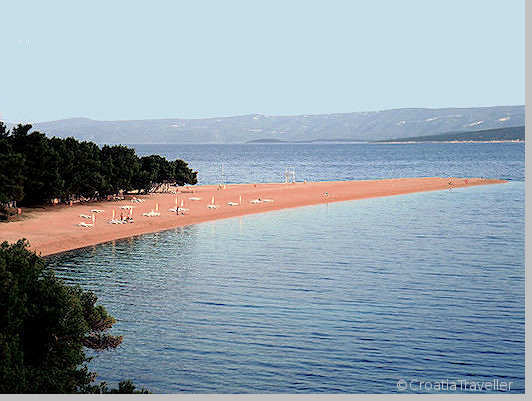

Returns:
0,0,525,123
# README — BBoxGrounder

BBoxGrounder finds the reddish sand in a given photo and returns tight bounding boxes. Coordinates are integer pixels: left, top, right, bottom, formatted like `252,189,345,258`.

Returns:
0,177,505,257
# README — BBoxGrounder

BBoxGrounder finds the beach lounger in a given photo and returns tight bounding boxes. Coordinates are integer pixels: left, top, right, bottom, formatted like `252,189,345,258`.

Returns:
207,204,217,209
250,199,262,204
77,222,93,227
189,197,202,201
227,202,239,206
168,207,189,213
142,211,160,217
80,214,92,219
262,199,274,202
91,209,104,213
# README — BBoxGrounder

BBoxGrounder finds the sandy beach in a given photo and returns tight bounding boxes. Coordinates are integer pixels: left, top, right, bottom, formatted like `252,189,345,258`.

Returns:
0,177,505,257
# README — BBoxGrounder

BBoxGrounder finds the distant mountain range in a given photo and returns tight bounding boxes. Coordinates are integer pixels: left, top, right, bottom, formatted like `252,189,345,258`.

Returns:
7,105,524,144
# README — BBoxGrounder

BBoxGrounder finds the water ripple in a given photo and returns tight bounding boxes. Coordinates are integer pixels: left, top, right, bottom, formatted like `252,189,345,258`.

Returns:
46,182,524,393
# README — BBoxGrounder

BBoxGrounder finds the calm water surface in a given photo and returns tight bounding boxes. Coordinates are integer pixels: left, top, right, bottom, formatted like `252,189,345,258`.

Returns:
46,143,524,393
132,142,524,184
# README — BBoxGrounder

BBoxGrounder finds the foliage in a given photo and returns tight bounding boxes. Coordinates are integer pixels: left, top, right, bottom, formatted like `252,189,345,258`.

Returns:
0,123,25,205
0,122,198,206
0,240,148,393
86,379,150,394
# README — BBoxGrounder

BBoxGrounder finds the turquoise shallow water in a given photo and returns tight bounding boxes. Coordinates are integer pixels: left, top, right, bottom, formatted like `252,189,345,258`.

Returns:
47,181,524,393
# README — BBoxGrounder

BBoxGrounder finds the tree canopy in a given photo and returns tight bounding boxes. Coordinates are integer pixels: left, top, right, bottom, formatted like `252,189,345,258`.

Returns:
0,239,149,393
0,122,198,207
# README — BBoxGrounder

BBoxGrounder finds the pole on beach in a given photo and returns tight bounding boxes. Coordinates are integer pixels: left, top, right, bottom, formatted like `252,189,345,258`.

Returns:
156,202,159,211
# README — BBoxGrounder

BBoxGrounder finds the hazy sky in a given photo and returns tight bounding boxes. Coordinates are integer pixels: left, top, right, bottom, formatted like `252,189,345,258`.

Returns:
1,0,524,123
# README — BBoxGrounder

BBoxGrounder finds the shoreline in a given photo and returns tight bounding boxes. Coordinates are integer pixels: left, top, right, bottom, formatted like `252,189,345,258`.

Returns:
0,177,506,257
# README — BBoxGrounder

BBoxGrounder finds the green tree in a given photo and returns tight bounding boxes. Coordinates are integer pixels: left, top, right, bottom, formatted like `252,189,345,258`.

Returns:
172,159,198,186
0,123,25,205
134,155,166,193
49,137,76,202
10,125,63,205
1,120,198,205
101,145,140,195
0,240,148,393
73,141,105,200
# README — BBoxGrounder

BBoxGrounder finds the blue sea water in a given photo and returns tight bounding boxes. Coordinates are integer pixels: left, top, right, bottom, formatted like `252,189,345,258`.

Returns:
46,143,524,393
132,142,524,184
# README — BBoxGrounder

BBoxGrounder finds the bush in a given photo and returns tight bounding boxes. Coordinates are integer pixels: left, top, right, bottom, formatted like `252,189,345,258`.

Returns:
0,239,148,393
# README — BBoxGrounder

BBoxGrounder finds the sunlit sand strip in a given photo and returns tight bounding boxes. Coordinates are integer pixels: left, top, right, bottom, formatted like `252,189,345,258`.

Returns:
0,177,506,257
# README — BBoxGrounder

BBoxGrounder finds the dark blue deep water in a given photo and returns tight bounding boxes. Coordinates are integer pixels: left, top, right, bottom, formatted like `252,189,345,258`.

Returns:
46,143,524,393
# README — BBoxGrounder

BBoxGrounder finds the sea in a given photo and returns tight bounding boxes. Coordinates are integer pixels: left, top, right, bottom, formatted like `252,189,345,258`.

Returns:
45,142,525,393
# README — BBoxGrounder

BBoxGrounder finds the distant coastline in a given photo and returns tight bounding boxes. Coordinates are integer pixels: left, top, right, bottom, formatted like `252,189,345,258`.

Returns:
245,125,525,144
376,139,524,144
375,126,525,144
246,139,524,144
245,138,368,144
